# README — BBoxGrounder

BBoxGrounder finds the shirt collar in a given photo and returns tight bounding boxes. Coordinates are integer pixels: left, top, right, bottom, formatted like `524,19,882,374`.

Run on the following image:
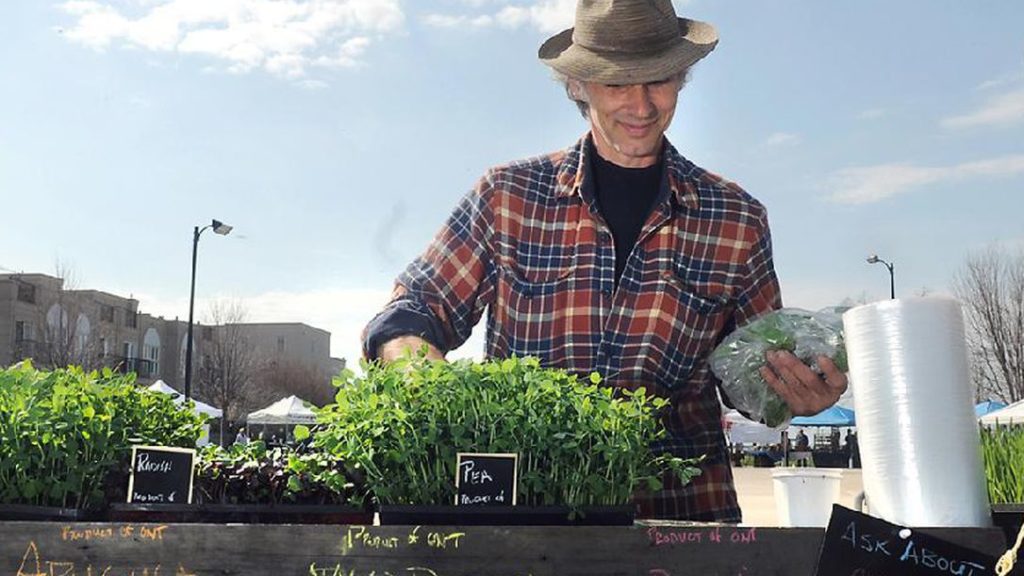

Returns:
555,133,700,211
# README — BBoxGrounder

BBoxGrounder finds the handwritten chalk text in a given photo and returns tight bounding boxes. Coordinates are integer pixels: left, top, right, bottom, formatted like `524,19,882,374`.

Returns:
59,524,168,543
311,564,532,576
900,539,988,576
646,526,756,547
17,541,196,576
840,521,989,576
135,453,173,474
342,526,466,555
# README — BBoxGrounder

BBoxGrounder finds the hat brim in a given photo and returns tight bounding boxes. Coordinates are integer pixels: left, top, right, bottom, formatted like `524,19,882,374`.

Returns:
538,18,718,85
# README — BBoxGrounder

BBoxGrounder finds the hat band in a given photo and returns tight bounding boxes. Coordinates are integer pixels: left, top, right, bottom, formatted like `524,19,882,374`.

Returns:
570,38,685,62
571,27,684,57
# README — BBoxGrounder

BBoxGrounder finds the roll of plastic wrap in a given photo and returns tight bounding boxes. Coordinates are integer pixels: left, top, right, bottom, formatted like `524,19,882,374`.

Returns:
842,296,991,527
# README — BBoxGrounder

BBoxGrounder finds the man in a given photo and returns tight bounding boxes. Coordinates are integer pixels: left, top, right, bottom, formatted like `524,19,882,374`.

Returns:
845,430,860,468
796,430,810,452
363,0,846,522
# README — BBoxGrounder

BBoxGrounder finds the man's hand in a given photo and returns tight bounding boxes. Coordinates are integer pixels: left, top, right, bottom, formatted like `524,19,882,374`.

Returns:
759,350,848,417
377,335,445,363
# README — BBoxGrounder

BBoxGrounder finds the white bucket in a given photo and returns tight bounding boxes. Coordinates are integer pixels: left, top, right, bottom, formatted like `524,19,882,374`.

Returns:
772,468,842,527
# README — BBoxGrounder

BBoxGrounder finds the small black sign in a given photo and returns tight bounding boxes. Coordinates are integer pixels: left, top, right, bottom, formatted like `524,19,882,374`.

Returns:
455,453,517,506
814,505,997,576
127,446,195,504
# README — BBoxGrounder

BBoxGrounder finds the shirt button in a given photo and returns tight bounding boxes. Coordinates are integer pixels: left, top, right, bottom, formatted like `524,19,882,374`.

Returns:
599,232,611,243
602,287,613,297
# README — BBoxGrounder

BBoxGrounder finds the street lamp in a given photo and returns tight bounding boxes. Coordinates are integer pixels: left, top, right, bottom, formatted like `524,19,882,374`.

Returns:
866,254,895,300
185,219,233,401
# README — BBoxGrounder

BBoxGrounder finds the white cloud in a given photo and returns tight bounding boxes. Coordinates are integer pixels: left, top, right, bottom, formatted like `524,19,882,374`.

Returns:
137,286,484,370
976,71,1024,92
57,0,404,79
425,0,695,34
494,0,575,33
452,0,499,7
941,88,1024,129
314,36,372,69
825,154,1024,205
762,132,800,147
424,0,574,34
422,13,494,29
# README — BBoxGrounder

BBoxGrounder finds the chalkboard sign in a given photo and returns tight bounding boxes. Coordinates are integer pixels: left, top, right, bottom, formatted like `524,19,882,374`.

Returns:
455,453,517,506
814,505,996,576
127,446,195,504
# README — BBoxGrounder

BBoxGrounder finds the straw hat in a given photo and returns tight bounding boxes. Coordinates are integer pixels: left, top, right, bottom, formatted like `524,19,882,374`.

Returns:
538,0,718,85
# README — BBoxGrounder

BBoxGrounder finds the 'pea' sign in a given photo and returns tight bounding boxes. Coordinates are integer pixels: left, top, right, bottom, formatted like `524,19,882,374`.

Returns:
127,446,195,504
455,453,517,506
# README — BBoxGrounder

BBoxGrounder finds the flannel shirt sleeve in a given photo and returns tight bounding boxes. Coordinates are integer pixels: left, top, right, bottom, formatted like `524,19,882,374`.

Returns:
716,204,782,410
362,174,498,359
733,204,783,326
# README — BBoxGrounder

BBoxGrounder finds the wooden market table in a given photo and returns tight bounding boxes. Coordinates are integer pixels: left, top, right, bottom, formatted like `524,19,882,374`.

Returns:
0,521,1009,575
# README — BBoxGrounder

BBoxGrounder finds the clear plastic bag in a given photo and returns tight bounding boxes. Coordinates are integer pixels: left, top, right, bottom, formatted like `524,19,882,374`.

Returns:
710,308,848,428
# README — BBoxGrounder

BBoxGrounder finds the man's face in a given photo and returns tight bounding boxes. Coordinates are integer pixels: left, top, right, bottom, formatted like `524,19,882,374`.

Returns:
578,75,681,168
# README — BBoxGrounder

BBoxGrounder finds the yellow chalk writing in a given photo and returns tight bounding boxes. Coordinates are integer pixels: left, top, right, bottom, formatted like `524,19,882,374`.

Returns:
61,527,115,542
15,541,195,576
425,531,464,550
343,526,401,553
138,525,168,541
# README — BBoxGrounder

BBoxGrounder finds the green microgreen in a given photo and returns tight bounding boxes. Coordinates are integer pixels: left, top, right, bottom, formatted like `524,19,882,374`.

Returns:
312,354,701,508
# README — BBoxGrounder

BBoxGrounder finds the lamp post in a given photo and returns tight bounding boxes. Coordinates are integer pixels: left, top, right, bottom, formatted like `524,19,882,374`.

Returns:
866,254,895,300
185,219,233,401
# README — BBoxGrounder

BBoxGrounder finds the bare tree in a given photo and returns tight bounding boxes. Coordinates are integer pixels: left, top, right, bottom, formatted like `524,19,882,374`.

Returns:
837,292,871,309
195,300,263,443
952,247,1024,403
259,358,334,407
35,262,102,370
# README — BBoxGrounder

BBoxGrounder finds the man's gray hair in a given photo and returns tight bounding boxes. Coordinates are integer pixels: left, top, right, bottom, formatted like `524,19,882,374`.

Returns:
552,69,692,119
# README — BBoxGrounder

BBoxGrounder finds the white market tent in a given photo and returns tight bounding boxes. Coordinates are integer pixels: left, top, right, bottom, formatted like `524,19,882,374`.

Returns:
147,380,223,419
722,409,783,445
979,399,1024,426
246,395,317,425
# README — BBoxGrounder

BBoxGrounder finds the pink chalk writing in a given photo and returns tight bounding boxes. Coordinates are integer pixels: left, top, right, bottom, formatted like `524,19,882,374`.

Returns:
647,526,757,547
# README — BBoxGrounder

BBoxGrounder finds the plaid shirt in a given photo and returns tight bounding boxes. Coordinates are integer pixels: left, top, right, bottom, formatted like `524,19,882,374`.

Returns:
366,135,781,521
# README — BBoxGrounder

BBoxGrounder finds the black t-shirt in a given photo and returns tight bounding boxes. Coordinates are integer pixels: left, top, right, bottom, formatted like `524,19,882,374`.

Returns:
590,142,664,285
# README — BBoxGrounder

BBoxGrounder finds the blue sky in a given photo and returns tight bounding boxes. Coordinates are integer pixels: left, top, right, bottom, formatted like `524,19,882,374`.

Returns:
2,0,1023,366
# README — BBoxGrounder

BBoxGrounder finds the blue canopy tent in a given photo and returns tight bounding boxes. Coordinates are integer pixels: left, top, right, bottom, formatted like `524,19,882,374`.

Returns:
790,405,856,427
975,400,1007,418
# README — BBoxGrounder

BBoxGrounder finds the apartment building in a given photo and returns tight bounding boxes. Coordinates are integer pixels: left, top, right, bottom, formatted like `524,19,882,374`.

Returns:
221,322,342,407
0,273,341,408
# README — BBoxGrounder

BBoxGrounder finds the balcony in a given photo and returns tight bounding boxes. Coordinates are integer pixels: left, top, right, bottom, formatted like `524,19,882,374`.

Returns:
13,339,42,361
112,357,158,378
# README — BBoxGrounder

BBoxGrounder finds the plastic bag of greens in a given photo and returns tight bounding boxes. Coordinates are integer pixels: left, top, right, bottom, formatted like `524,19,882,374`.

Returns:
710,308,848,428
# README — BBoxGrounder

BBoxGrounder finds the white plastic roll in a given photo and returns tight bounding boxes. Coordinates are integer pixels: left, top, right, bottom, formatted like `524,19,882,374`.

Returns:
842,296,991,527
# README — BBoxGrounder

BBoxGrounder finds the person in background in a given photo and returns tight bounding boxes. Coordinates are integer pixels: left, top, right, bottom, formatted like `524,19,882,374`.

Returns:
795,430,810,452
845,430,860,468
362,0,847,522
234,427,249,445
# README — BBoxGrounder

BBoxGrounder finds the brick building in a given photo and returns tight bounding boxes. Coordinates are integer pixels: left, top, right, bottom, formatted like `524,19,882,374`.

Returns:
0,272,342,414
